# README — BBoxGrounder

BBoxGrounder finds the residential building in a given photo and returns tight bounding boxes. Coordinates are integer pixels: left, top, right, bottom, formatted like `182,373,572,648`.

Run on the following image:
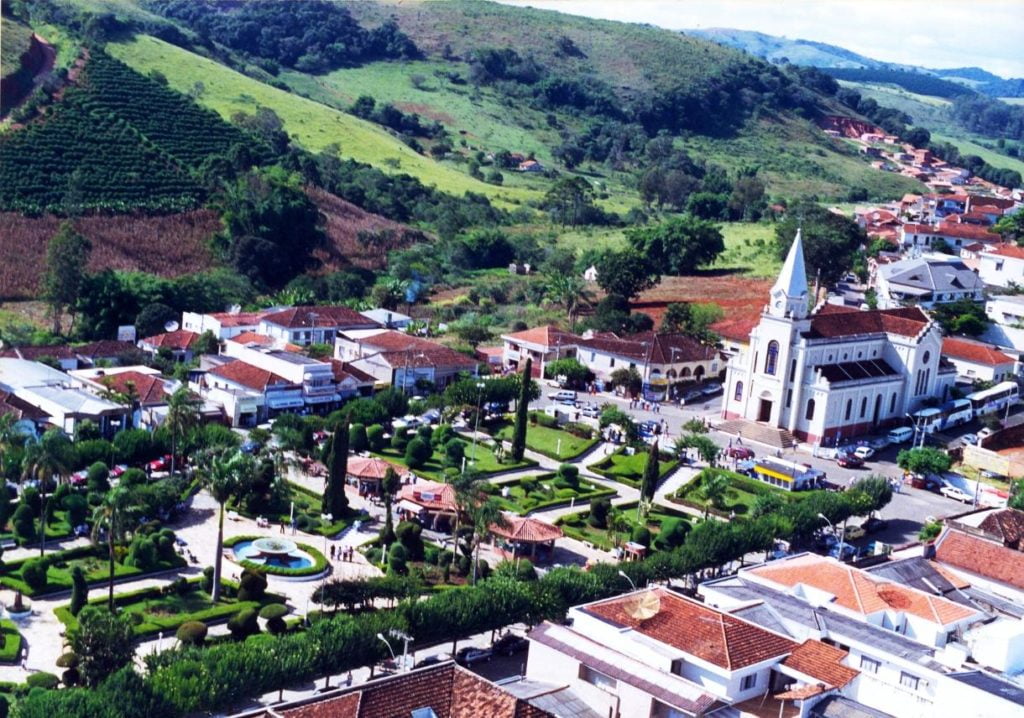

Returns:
359,307,413,330
575,331,719,399
336,330,478,391
328,360,375,399
181,310,269,340
712,317,759,358
981,294,1024,351
900,222,1000,251
526,586,864,718
138,330,201,362
71,366,174,429
257,306,380,347
978,244,1024,288
500,325,580,377
201,359,296,427
932,510,1024,605
234,661,553,718
0,359,130,437
872,256,984,309
722,232,956,445
0,341,143,370
222,340,345,413
941,337,1017,384
0,344,81,371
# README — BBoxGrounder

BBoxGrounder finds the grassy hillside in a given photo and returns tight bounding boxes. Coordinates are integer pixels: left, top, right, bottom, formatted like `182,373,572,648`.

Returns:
108,35,538,208
1,17,35,78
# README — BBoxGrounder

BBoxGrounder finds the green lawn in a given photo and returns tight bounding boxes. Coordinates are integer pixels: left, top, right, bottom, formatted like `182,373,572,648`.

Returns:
229,482,365,537
485,474,615,515
588,449,678,488
0,546,185,597
671,468,801,517
55,579,285,638
108,35,539,209
931,132,1024,177
711,222,783,278
556,501,692,551
0,620,23,663
493,421,598,461
372,442,534,481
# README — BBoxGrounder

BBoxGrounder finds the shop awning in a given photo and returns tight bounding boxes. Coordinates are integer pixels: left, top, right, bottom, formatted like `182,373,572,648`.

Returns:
267,396,305,410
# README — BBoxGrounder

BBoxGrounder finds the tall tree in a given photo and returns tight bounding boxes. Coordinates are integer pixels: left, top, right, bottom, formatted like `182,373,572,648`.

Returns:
543,274,594,332
774,201,866,286
202,450,255,601
510,358,532,461
69,606,135,687
468,498,507,584
379,467,400,546
324,422,350,519
625,215,725,275
641,440,659,501
22,429,74,556
594,249,661,300
91,486,135,611
41,221,92,335
699,470,730,519
165,387,199,476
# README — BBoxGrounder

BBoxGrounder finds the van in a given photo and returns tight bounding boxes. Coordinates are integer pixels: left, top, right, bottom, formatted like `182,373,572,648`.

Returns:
550,390,577,403
887,426,914,444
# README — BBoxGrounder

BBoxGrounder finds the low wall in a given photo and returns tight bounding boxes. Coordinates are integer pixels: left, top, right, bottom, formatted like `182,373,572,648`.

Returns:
961,443,1024,478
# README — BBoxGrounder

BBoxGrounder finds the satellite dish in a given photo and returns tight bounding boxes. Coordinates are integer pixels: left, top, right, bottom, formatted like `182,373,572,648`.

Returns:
624,590,661,622
164,320,180,332
229,305,242,314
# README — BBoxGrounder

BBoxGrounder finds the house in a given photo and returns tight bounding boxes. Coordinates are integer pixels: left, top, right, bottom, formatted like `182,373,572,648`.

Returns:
257,306,380,347
328,360,375,399
900,222,1001,251
700,554,1024,718
941,337,1017,384
71,366,174,429
978,244,1024,288
201,359,297,426
711,317,759,358
933,511,1024,603
73,340,142,366
336,330,478,391
722,232,956,446
517,159,544,172
0,359,130,437
526,586,863,718
138,330,201,362
181,310,269,340
872,256,984,309
234,661,553,718
500,325,580,378
980,294,1024,351
222,340,345,413
575,331,720,399
359,307,413,330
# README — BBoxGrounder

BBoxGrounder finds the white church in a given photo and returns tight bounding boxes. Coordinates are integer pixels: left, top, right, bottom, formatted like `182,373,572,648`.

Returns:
721,231,956,446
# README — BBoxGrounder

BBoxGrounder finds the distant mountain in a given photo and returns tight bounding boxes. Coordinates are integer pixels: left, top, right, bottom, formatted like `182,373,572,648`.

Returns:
686,28,1024,97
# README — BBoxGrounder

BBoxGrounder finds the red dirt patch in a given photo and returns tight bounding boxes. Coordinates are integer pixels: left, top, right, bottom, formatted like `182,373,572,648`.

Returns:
393,102,456,126
631,274,772,326
0,210,220,299
307,186,428,270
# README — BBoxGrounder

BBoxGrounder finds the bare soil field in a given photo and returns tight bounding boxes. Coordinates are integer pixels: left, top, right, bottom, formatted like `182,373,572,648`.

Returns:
631,273,772,325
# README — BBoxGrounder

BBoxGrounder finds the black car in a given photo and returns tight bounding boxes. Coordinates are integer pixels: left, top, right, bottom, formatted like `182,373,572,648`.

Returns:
492,633,529,656
861,517,888,534
455,646,492,666
414,654,447,669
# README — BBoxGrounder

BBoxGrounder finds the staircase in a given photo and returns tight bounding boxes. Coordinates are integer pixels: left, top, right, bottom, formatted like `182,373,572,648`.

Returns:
715,419,798,450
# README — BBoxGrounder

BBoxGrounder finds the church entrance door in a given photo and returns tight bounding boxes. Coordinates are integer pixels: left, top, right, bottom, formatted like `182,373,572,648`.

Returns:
758,399,772,423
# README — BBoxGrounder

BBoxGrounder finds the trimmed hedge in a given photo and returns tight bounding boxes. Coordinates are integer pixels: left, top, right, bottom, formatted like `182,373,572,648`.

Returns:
222,535,329,577
0,621,23,663
0,545,185,597
588,448,678,488
490,473,616,516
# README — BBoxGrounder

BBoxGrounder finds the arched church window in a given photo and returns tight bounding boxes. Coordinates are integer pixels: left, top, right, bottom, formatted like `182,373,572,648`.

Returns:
765,341,779,375
734,381,743,401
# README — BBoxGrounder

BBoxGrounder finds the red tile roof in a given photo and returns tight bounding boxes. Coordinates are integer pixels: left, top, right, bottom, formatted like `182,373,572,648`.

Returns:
781,640,859,688
748,554,978,625
984,244,1024,260
356,331,478,370
935,528,1024,590
209,311,266,327
576,332,717,364
942,337,1015,367
400,480,457,512
583,588,796,669
329,360,375,385
347,456,401,480
141,330,200,351
806,306,930,339
502,325,580,349
206,360,292,391
261,306,379,330
98,371,168,405
711,317,759,344
0,390,49,421
0,344,77,361
75,340,139,358
977,508,1024,548
227,331,273,346
490,515,563,544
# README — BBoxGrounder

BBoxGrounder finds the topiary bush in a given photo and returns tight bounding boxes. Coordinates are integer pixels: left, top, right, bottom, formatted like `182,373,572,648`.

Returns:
390,430,410,452
404,437,432,470
388,544,408,575
588,498,611,528
259,603,288,635
201,566,215,593
26,672,59,690
366,424,386,452
556,464,580,487
395,521,424,561
21,558,49,593
631,526,652,548
238,567,268,602
176,621,208,647
349,423,368,452
227,607,259,639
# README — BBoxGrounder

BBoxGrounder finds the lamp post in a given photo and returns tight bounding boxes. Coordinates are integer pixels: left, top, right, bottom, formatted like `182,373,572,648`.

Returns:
377,629,412,672
905,413,924,449
468,381,486,471
618,570,637,591
818,513,846,562
377,632,397,670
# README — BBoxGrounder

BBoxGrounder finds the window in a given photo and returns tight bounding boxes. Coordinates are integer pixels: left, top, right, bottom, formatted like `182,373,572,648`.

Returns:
845,399,852,421
789,359,797,382
860,396,867,418
579,665,617,691
899,672,920,691
734,382,744,401
590,352,595,362
740,674,757,691
890,392,897,413
765,341,779,375
922,350,931,365
805,399,815,421
860,656,880,674
609,358,615,368
786,389,792,408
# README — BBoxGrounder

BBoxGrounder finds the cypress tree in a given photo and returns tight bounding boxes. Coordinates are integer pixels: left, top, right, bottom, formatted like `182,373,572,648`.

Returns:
641,440,659,501
510,358,531,461
70,565,88,616
325,422,350,519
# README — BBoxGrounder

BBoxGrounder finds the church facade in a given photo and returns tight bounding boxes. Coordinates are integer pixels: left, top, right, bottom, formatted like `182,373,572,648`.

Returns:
721,232,956,445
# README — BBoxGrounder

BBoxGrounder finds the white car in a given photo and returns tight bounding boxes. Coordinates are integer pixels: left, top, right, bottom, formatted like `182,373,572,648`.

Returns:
940,485,973,503
959,433,978,447
853,446,874,460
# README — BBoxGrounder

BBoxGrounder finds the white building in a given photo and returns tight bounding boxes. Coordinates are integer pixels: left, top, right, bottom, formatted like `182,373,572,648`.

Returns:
335,329,478,391
257,306,379,347
941,337,1017,384
873,256,984,309
722,231,956,445
978,244,1024,288
500,325,580,377
181,310,269,340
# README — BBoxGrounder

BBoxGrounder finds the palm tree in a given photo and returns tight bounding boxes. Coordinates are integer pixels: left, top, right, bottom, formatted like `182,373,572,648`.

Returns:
544,274,594,332
468,498,507,585
22,429,73,556
91,487,136,611
0,413,29,480
699,471,730,519
166,387,200,476
201,450,255,602
607,510,630,548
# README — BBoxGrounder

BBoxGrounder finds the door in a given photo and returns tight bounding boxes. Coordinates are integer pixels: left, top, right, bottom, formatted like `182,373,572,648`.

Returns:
873,394,882,426
758,399,772,422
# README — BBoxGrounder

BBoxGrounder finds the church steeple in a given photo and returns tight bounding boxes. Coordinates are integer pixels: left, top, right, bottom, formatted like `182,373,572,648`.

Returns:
768,230,809,319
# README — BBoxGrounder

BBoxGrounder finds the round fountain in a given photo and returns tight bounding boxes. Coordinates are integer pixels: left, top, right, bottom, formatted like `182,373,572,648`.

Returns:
233,537,315,570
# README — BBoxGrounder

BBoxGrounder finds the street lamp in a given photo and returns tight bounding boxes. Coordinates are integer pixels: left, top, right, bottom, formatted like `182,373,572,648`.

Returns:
377,629,412,671
468,381,486,472
321,514,333,555
905,413,923,449
618,570,637,591
818,513,846,562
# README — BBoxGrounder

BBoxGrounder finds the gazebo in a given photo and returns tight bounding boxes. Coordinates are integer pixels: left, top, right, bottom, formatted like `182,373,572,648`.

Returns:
489,514,563,562
347,456,402,497
396,480,459,531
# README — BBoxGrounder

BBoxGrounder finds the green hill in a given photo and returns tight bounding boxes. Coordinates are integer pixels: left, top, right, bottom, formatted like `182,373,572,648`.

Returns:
1,17,35,78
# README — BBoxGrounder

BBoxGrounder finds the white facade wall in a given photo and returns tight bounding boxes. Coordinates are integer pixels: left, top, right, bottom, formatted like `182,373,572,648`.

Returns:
979,252,1024,288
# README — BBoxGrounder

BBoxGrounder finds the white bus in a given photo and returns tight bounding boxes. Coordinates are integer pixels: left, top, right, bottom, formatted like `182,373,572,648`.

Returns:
938,398,973,430
911,407,943,434
966,381,1020,417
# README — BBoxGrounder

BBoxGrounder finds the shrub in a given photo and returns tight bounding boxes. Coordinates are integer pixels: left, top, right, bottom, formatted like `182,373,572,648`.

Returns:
69,566,88,616
395,521,425,560
535,413,558,428
259,604,288,620
404,437,432,470
227,607,259,639
63,494,88,527
390,430,410,452
11,504,35,543
416,425,433,442
588,498,611,528
26,672,59,690
443,438,466,467
120,468,147,487
238,568,268,602
424,544,440,565
564,423,593,440
631,526,652,548
438,549,454,568
22,558,49,593
432,424,455,447
176,621,208,647
365,547,383,565
349,423,368,452
556,464,580,487
654,518,689,550
125,536,158,571
75,441,114,471
366,424,387,452
388,544,408,575
495,558,537,581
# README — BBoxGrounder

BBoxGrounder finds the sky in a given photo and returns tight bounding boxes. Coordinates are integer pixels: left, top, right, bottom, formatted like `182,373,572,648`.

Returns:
501,1,1024,78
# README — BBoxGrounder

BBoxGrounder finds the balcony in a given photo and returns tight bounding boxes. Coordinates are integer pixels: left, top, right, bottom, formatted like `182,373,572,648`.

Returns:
303,381,336,395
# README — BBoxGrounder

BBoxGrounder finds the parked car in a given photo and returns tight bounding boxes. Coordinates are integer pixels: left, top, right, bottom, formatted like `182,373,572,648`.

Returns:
680,389,704,404
580,404,600,419
420,408,442,425
492,633,529,656
700,382,722,397
836,454,864,468
828,543,857,561
861,517,888,534
959,433,979,447
844,525,866,541
413,654,449,669
980,469,1007,481
110,464,128,478
455,647,492,666
146,454,172,472
940,485,973,503
240,440,261,454
725,446,754,460
853,446,874,460
977,427,996,440
70,469,89,486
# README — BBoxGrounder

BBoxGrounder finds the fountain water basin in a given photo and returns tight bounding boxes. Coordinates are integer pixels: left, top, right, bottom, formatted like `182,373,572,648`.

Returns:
233,537,315,569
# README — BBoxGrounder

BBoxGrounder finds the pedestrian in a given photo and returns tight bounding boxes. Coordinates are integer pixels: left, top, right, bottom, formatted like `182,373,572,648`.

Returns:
329,545,335,560
280,522,285,534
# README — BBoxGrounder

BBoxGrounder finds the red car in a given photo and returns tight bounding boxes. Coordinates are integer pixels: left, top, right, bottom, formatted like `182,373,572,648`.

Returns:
725,446,754,460
146,454,173,472
836,454,864,468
